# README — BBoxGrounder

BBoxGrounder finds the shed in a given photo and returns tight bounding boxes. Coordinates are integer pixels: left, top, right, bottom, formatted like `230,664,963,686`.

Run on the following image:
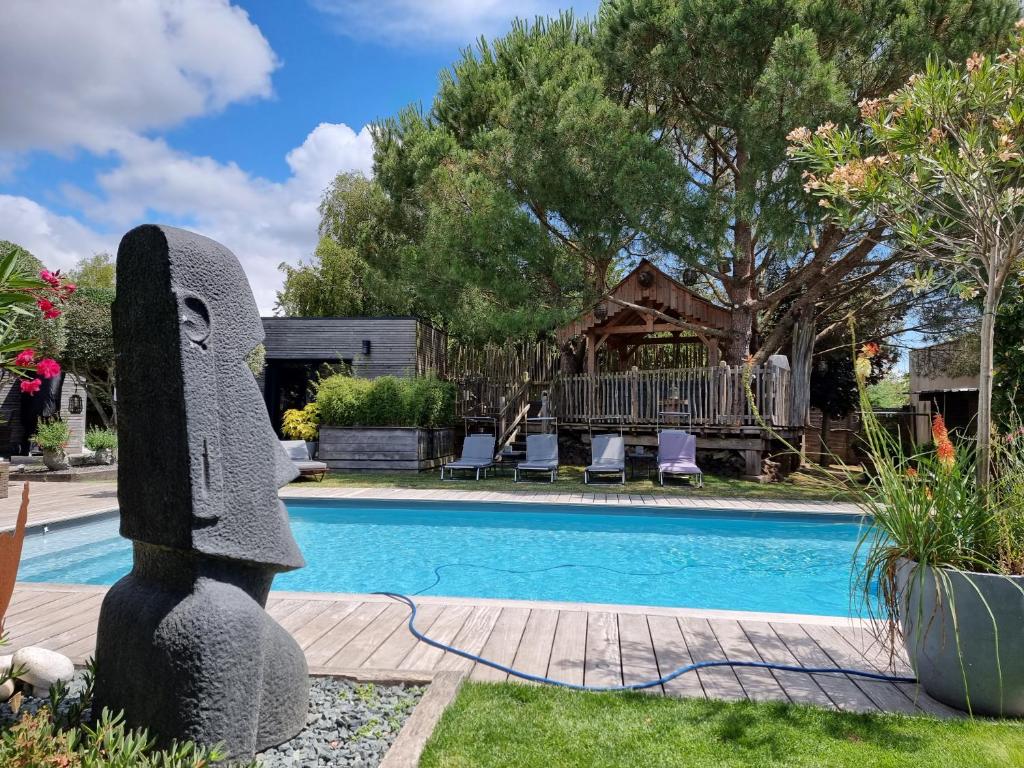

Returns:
260,316,447,433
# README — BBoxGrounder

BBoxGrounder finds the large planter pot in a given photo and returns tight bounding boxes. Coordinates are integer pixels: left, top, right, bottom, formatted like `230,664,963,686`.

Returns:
42,448,70,471
897,559,1024,716
318,427,454,471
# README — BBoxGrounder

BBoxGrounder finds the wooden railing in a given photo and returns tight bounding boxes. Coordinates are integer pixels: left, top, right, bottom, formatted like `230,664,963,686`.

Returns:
553,365,794,428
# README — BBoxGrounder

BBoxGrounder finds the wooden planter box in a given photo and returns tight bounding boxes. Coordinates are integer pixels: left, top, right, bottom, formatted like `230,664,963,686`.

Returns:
319,427,455,472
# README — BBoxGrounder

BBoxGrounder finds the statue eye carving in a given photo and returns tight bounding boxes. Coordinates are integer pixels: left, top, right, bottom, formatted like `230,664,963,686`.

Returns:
181,295,211,349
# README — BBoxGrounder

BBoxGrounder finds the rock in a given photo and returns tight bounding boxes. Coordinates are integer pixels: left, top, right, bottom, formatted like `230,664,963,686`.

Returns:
0,654,12,673
0,678,13,702
12,647,74,695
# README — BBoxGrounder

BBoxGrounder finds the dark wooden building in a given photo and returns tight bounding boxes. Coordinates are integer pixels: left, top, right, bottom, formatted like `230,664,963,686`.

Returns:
260,317,447,433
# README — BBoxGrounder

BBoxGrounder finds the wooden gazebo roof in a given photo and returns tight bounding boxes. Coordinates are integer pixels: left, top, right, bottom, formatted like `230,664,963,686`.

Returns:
557,260,730,343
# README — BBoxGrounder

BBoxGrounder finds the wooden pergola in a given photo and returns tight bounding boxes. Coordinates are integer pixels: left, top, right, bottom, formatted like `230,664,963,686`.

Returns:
556,259,732,374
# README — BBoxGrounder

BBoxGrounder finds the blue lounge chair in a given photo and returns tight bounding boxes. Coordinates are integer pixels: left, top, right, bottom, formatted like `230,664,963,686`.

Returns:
514,434,559,483
584,434,626,484
441,434,496,480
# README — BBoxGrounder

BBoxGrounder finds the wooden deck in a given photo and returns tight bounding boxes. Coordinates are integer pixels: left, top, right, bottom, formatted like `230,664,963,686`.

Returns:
4,584,958,717
1,481,957,718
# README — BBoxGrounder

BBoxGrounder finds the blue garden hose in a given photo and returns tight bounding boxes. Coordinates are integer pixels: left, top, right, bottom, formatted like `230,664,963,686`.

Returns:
375,563,917,692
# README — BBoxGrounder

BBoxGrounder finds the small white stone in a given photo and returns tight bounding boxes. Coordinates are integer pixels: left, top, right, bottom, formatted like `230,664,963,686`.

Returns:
0,655,11,673
0,678,13,702
12,647,74,694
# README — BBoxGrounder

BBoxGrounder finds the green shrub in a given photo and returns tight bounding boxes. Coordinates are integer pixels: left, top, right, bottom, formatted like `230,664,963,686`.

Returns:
84,427,118,451
317,375,455,428
32,419,70,452
282,402,321,441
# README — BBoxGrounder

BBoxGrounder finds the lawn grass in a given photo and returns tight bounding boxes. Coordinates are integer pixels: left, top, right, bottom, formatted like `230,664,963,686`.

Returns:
419,683,1024,768
293,466,851,503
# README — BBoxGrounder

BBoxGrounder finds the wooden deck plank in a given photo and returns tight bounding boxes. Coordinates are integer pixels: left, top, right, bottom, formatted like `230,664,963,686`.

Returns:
770,622,879,713
800,624,919,715
469,606,530,682
738,620,834,708
363,603,445,670
830,625,962,719
304,602,387,667
584,611,621,688
510,609,559,683
3,590,69,617
547,610,587,686
277,601,333,634
709,618,788,702
326,602,411,668
617,613,659,689
400,605,473,671
438,606,502,672
678,616,745,700
5,594,104,642
647,615,703,699
291,601,361,650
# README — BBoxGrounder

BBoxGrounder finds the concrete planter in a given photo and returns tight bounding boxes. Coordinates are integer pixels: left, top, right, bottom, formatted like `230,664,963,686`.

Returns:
319,426,454,471
897,559,1024,716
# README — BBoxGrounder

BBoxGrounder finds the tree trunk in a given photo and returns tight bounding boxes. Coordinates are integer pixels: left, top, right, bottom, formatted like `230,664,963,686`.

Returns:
790,307,816,433
977,290,998,486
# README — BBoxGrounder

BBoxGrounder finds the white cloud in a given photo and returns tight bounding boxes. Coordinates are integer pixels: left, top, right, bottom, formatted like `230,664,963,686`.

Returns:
2,124,375,313
0,196,116,272
0,0,277,154
310,0,595,46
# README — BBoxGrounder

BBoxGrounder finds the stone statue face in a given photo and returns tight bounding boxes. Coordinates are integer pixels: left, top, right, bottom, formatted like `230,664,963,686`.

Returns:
114,225,303,571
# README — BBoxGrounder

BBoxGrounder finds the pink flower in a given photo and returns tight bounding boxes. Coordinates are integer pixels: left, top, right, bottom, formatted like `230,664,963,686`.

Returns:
36,298,54,312
36,358,61,379
63,282,77,295
43,308,62,320
19,378,41,395
13,349,36,367
38,269,61,289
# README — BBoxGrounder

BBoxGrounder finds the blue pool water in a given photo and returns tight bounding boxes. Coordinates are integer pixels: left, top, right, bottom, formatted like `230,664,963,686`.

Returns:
17,501,872,617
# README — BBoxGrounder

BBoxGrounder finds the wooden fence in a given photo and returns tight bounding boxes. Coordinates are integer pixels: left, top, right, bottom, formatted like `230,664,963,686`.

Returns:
553,365,794,428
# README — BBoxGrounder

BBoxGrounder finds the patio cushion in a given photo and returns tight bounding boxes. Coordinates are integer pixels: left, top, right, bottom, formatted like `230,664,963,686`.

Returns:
294,460,328,473
521,434,558,467
589,434,625,468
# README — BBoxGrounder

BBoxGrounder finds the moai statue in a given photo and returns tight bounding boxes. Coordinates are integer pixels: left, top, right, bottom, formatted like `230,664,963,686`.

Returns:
93,225,308,759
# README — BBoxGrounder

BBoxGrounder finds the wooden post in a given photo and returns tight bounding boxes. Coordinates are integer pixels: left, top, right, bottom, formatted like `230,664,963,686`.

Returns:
630,366,639,423
586,333,596,375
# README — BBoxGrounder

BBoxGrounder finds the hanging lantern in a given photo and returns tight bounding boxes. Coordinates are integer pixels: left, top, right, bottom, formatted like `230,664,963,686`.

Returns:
68,392,84,415
681,267,700,286
594,303,608,321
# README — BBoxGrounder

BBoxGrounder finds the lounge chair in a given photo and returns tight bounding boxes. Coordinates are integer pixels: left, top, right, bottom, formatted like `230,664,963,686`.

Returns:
584,434,625,484
658,430,703,487
281,440,328,481
514,434,559,483
441,434,496,480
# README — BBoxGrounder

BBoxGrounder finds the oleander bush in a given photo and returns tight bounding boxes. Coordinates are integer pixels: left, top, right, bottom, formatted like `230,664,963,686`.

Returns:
317,375,455,428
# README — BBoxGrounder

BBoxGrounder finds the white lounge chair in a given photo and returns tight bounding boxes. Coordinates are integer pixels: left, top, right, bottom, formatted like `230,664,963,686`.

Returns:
657,430,703,487
584,434,626,484
514,434,559,483
280,440,328,481
441,434,496,480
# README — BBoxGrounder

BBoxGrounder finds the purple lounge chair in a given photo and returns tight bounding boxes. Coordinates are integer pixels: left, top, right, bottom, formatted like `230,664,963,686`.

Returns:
658,430,703,487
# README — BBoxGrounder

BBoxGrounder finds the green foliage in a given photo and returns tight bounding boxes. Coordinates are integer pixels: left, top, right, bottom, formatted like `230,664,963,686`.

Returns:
32,418,70,452
317,375,455,428
1,241,66,363
61,286,115,427
866,373,910,410
281,403,320,441
69,252,115,289
83,427,117,451
245,343,266,378
0,660,241,767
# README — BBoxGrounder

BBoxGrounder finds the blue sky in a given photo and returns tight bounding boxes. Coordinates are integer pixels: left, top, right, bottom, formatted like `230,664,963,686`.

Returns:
0,0,598,312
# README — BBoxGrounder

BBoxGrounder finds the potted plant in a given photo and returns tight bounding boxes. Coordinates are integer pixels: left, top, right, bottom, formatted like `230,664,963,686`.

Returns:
84,426,117,465
33,418,71,471
281,402,320,458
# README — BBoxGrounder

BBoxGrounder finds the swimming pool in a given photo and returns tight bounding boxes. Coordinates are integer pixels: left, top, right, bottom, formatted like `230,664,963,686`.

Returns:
17,500,873,617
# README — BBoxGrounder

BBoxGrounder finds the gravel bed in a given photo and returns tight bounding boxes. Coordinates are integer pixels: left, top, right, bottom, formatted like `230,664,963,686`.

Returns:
258,678,424,767
0,674,423,767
